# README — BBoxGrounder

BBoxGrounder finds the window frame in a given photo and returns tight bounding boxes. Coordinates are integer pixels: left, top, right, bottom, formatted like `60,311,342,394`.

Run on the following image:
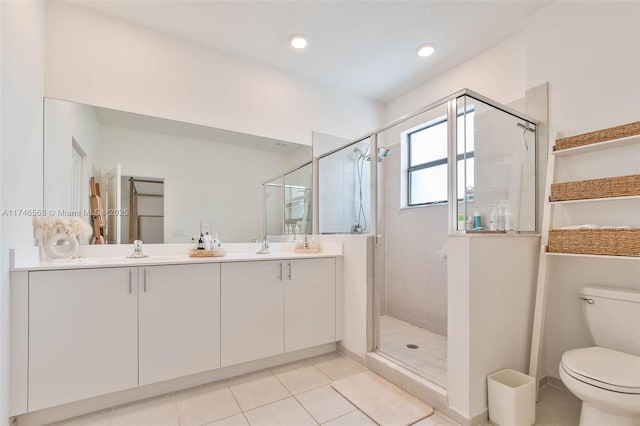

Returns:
406,112,475,207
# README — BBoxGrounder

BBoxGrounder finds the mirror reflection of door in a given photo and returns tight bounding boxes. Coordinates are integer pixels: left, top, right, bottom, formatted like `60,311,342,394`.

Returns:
70,139,85,213
105,164,121,244
122,176,164,244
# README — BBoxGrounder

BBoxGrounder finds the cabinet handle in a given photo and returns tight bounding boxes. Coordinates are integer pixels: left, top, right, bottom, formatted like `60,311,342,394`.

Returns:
143,269,147,293
288,261,292,280
279,262,283,281
129,270,132,294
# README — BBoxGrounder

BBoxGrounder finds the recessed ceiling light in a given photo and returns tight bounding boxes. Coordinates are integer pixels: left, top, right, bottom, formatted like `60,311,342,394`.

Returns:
416,43,435,58
289,34,308,49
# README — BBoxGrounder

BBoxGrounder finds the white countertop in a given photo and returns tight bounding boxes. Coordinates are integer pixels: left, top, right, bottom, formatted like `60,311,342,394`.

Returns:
11,241,343,272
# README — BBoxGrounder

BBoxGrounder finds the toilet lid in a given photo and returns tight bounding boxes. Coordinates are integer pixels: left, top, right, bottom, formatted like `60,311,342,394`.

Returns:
562,347,640,393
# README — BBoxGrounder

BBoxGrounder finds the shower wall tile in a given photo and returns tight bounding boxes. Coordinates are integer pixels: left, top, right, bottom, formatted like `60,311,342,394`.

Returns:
382,141,449,336
386,285,404,319
404,289,429,325
320,200,343,233
426,293,447,327
404,260,429,293
343,177,356,203
426,261,447,295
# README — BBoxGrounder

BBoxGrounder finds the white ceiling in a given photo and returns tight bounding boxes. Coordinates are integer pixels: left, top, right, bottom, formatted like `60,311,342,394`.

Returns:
75,1,549,102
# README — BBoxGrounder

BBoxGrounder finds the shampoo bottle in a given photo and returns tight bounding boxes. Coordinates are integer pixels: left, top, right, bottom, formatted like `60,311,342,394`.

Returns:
498,206,506,231
505,207,513,231
490,208,498,231
457,213,466,231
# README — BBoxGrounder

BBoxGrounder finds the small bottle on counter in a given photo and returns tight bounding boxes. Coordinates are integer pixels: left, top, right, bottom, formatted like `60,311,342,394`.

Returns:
197,234,205,250
204,232,212,250
212,232,222,248
473,212,481,229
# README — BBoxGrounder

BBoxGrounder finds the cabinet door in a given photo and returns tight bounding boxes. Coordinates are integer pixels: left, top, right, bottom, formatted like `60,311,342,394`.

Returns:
285,258,336,352
29,267,138,411
221,261,284,367
138,263,220,385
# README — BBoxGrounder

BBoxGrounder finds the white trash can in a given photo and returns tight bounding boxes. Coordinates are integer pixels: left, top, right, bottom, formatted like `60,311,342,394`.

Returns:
487,369,535,426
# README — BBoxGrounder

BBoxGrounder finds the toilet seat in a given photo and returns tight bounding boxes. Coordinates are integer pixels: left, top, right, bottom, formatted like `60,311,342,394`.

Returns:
561,347,640,394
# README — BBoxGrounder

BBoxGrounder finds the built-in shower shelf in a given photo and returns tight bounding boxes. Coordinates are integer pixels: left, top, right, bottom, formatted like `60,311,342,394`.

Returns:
546,252,640,261
552,133,640,156
550,194,640,204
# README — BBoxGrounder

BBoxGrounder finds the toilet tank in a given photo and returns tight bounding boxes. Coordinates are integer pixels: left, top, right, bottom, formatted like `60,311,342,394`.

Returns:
581,285,640,356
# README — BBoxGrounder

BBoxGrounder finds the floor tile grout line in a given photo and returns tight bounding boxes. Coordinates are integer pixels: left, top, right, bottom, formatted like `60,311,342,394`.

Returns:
224,378,252,426
290,392,322,425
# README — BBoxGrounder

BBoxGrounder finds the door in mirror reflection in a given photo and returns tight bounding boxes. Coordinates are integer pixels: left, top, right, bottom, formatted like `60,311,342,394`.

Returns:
123,177,164,244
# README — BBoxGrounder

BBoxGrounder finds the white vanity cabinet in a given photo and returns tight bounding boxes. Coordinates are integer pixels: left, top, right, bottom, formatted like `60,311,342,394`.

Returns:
13,253,339,417
221,260,285,367
221,258,336,367
138,263,221,385
284,258,336,352
28,267,138,411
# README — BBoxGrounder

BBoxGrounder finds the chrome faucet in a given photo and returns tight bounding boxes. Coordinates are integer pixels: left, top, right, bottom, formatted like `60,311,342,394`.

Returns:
256,237,270,254
127,239,148,258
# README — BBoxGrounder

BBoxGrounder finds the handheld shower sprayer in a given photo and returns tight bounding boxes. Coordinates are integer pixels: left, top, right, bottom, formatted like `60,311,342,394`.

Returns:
516,122,534,152
352,145,391,233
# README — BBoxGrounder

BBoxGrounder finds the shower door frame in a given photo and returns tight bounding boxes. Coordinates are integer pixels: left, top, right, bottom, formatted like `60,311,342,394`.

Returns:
313,89,539,358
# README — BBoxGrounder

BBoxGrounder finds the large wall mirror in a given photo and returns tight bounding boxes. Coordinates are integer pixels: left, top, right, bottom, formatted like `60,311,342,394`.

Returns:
44,98,312,244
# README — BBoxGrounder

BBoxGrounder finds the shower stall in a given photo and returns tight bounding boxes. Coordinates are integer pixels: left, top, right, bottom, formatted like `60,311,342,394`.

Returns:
264,161,313,240
317,89,537,390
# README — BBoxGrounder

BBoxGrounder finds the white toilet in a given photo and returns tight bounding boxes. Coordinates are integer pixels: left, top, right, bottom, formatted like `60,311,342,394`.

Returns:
559,285,640,426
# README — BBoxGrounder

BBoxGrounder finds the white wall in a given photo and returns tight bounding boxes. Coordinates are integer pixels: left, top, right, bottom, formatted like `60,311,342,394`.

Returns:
385,32,527,123
318,235,372,359
99,125,293,243
43,100,101,213
447,235,539,420
524,1,640,380
44,2,384,148
525,1,640,138
0,2,44,425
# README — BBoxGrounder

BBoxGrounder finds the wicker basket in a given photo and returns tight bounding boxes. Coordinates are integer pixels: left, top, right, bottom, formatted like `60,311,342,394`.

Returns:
550,174,640,201
554,121,640,151
547,228,640,257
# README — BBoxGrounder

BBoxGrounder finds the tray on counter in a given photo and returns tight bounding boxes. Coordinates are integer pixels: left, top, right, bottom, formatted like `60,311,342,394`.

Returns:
189,248,227,257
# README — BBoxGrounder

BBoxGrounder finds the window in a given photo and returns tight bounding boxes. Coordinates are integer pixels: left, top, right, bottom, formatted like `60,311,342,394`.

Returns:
407,111,474,206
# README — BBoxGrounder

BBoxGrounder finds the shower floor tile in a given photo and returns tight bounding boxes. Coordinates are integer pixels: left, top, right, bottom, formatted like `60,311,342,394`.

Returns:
379,315,447,388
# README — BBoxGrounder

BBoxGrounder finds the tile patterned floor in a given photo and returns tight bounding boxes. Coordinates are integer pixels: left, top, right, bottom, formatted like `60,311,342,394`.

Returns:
48,352,580,426
534,385,581,426
379,315,447,387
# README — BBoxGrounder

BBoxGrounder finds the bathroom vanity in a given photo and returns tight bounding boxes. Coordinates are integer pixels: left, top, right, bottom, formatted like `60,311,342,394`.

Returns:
9,245,343,421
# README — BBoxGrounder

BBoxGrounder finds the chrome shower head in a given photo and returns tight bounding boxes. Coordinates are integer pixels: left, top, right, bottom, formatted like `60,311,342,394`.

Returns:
355,146,390,162
376,147,391,162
